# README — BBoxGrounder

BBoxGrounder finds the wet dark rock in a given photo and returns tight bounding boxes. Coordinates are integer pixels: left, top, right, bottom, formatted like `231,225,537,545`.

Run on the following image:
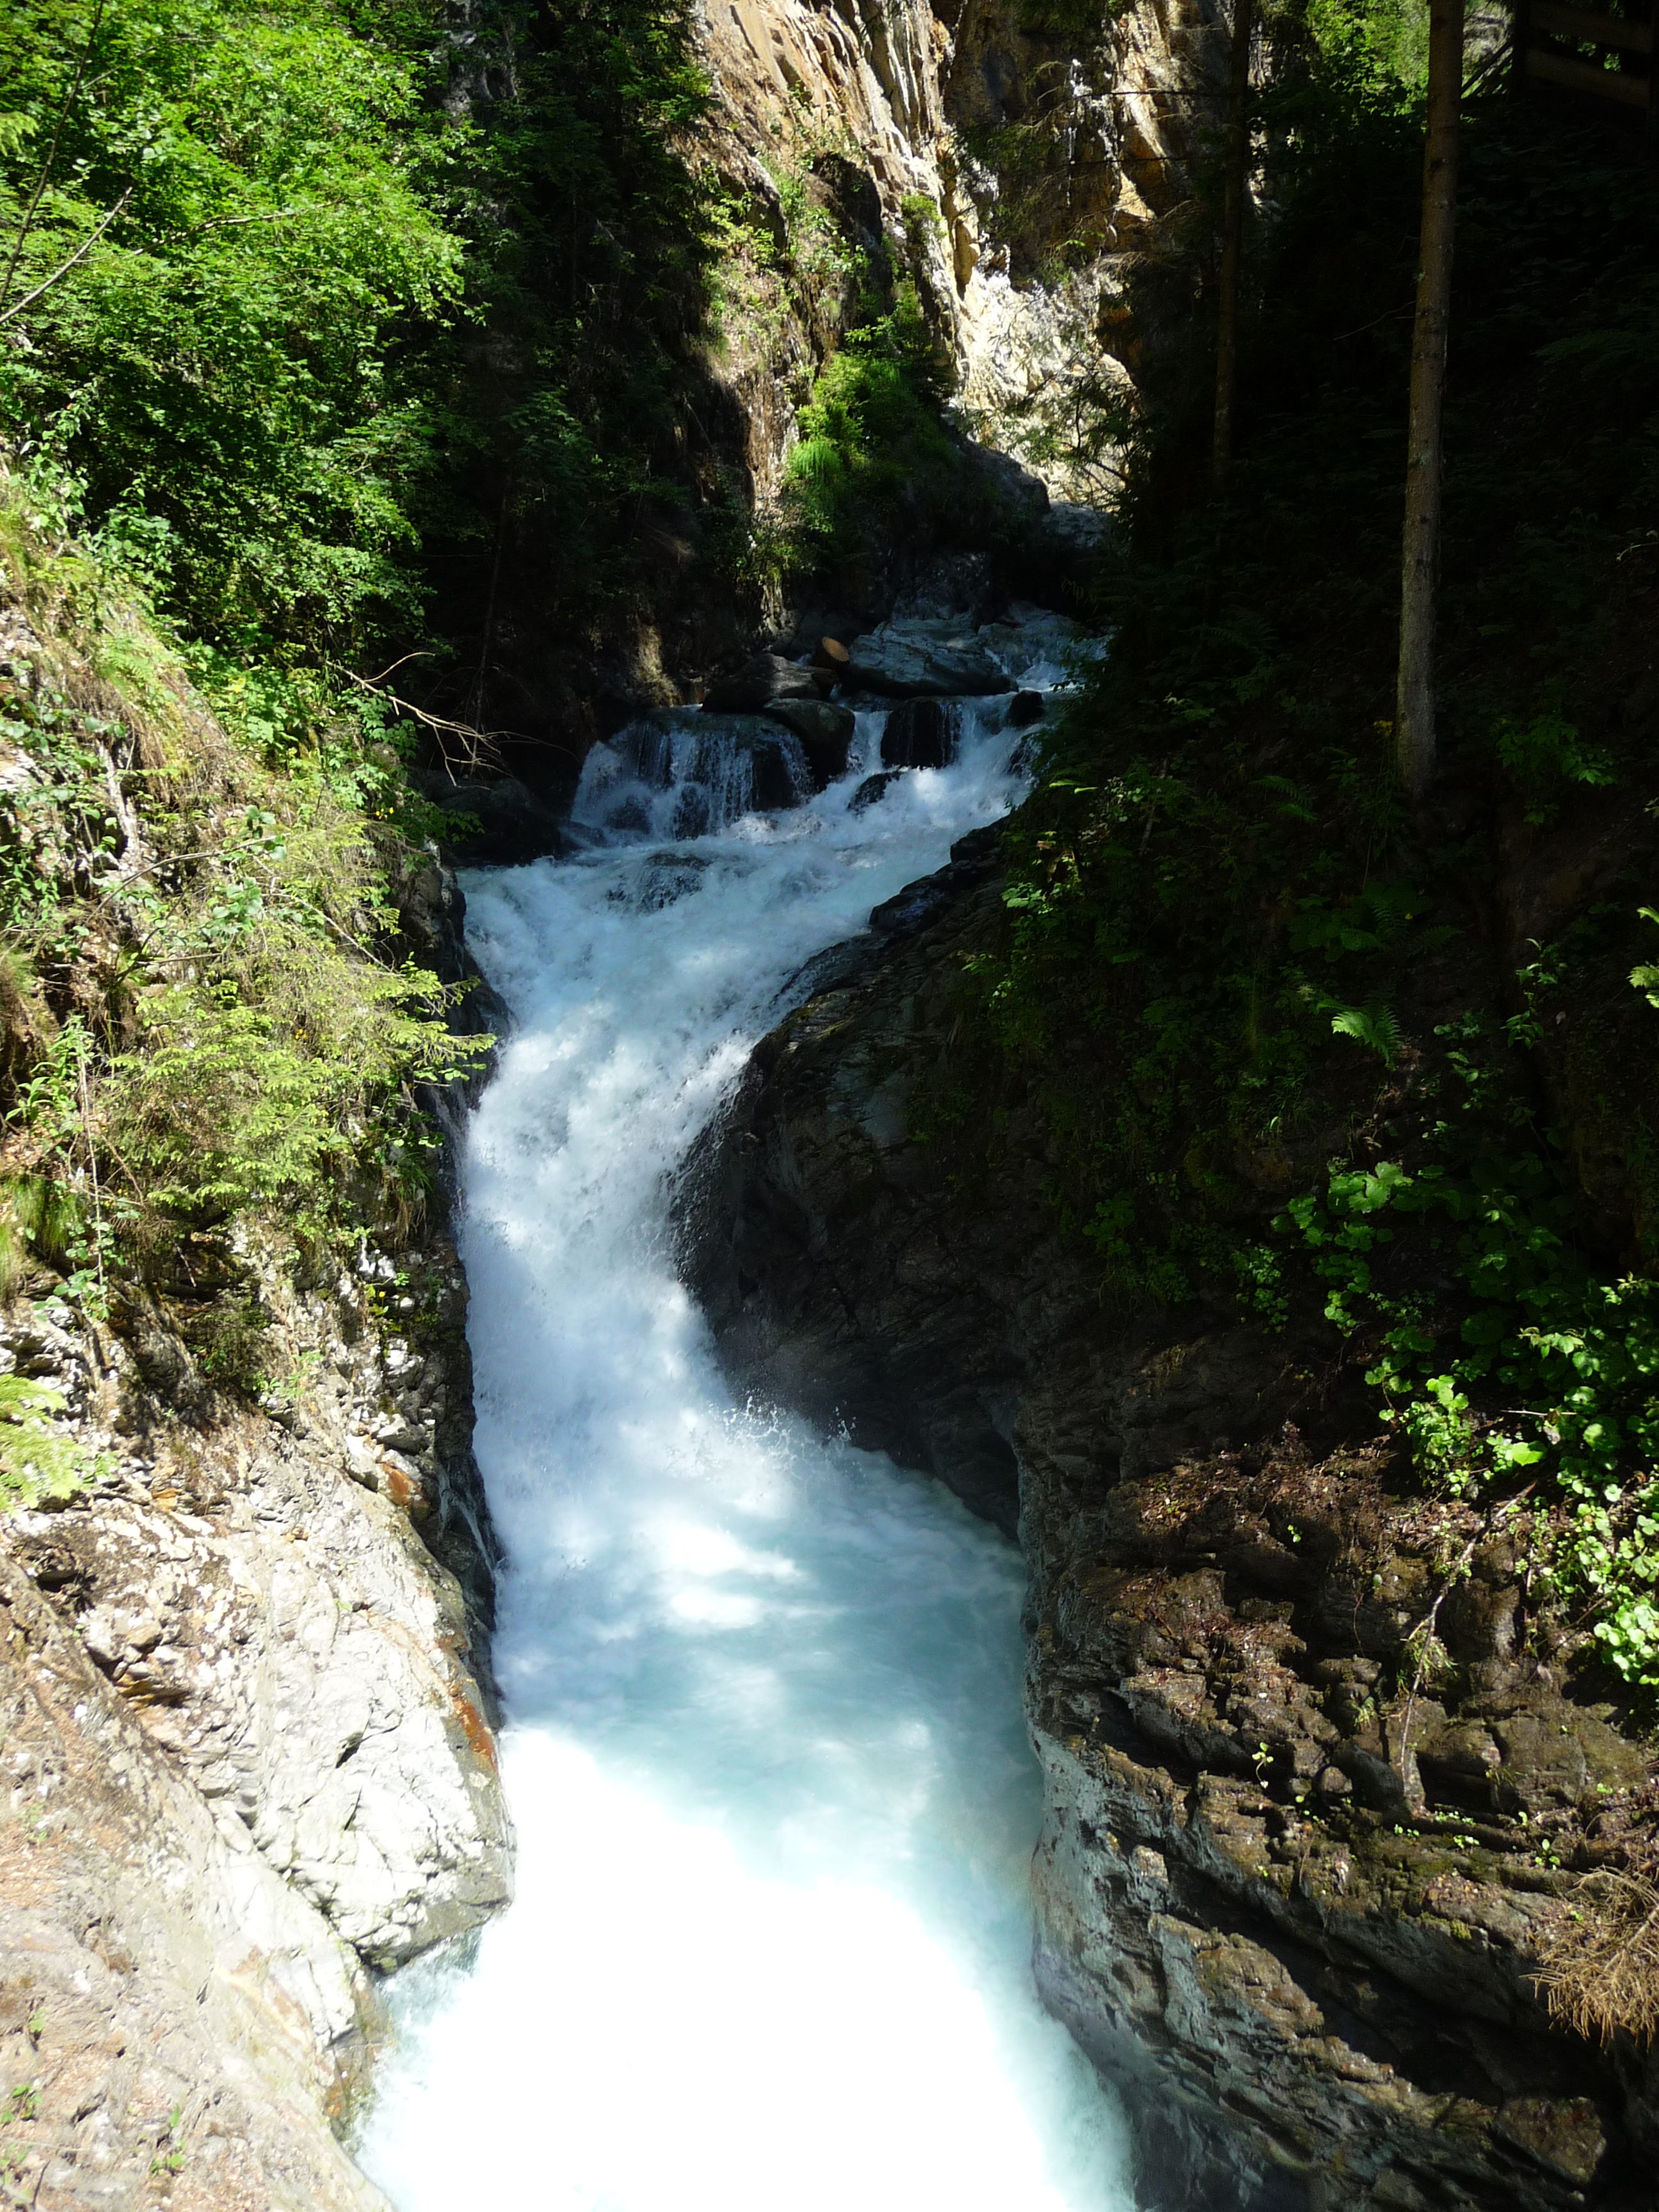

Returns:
960,444,1050,533
746,729,807,811
676,838,1659,2212
600,710,810,821
703,650,821,715
850,770,906,813
763,698,855,787
416,774,567,867
1006,689,1046,728
897,552,998,625
810,150,885,249
613,852,714,911
881,697,956,769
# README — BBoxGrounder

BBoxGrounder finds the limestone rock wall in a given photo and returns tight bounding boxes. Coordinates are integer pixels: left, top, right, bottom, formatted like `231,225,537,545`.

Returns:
2,1235,511,1968
0,855,511,2202
1,1548,385,2211
698,0,1223,508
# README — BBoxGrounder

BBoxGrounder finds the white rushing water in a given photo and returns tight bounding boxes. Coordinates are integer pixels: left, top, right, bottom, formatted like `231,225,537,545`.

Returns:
358,668,1135,2212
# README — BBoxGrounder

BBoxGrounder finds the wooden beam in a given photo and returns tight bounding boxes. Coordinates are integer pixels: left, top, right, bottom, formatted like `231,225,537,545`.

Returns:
1532,0,1653,52
1525,43,1652,100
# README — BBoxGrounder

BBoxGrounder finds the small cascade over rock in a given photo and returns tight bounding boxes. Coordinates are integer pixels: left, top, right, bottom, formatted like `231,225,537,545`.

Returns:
573,709,813,840
882,697,957,769
571,602,1103,849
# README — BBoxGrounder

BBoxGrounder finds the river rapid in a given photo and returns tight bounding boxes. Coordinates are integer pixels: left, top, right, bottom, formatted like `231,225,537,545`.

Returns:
357,662,1135,2212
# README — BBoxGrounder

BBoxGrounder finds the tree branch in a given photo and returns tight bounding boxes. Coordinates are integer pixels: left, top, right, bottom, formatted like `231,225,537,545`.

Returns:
0,186,133,328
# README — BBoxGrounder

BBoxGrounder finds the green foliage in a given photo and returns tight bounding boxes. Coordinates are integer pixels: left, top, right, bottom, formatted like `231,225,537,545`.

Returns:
1328,1001,1402,1064
899,191,943,240
0,476,490,1352
1304,0,1430,94
0,1373,111,1504
1632,909,1659,1012
1280,1134,1659,1684
785,287,957,561
0,0,733,716
0,0,464,646
1493,712,1615,824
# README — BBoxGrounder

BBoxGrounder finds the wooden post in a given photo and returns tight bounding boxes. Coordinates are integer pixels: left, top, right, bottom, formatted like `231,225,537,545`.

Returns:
1511,0,1532,96
1395,0,1465,801
1213,0,1256,490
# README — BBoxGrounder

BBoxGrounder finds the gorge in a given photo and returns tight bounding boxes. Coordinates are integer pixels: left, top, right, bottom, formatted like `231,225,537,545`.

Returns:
1,0,1658,2206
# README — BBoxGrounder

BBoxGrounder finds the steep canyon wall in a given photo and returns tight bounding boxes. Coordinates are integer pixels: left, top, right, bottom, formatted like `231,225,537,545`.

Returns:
696,0,1220,506
431,0,1224,807
0,4,1223,2200
0,597,511,2207
678,837,1659,2212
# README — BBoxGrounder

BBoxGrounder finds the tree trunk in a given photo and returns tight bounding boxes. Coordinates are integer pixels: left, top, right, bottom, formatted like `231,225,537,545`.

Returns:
1212,0,1255,490
1395,0,1464,801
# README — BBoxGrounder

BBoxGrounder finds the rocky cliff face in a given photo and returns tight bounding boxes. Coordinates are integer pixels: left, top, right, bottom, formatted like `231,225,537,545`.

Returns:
700,0,1219,511
678,833,1659,2212
440,0,1217,803
0,858,509,2206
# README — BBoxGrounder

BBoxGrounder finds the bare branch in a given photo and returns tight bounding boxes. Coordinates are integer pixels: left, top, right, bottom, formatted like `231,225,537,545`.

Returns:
0,186,134,329
337,669,506,779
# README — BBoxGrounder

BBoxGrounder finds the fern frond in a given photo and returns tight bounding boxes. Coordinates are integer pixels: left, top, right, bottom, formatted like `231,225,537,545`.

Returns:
1330,1001,1402,1065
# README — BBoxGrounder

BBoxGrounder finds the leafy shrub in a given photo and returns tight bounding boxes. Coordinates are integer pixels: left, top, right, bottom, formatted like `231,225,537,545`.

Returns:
785,286,957,559
0,0,465,647
0,474,490,1347
0,1374,110,1505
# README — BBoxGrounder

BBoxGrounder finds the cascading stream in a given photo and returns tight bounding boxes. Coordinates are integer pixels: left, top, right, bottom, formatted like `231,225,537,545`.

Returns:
358,641,1135,2212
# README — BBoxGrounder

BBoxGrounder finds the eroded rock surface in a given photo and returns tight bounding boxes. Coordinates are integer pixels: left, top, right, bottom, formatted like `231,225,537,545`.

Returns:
0,1552,384,2211
0,863,511,2204
700,0,1222,508
4,1257,510,1973
678,834,1659,2211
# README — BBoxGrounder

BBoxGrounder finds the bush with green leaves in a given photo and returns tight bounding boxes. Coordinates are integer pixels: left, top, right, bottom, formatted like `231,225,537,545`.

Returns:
0,1373,111,1505
1281,1099,1659,1684
0,472,489,1366
0,0,466,647
785,288,956,556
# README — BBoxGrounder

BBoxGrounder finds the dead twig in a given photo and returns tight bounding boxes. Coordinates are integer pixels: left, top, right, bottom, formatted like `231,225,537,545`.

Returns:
335,669,504,780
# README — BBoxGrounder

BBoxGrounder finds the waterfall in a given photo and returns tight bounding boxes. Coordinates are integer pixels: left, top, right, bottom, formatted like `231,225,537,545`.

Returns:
357,657,1135,2210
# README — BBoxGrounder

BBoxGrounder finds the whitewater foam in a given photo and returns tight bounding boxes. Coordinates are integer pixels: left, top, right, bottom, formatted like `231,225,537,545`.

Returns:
357,687,1135,2210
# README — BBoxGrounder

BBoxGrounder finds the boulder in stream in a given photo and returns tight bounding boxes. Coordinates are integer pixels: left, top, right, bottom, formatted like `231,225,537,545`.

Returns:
702,650,822,714
849,769,906,813
762,698,855,788
881,698,956,769
978,602,1106,687
417,774,567,866
844,617,1014,698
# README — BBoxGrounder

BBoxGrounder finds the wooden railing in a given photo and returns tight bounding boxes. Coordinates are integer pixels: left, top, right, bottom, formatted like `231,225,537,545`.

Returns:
1514,0,1658,137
